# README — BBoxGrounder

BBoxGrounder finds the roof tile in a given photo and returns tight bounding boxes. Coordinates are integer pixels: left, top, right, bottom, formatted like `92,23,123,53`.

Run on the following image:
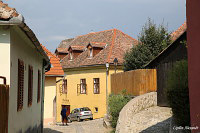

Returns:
60,29,138,68
171,22,187,41
0,1,19,20
42,45,64,76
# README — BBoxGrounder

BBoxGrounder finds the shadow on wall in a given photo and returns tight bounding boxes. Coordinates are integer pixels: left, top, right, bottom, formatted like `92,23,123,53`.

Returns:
140,117,171,133
43,128,62,133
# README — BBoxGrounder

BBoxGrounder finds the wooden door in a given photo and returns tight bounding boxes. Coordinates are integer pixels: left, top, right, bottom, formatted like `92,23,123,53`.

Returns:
0,76,9,133
62,105,70,116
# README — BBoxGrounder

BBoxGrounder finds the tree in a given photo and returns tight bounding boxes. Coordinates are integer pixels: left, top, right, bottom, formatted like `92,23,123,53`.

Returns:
123,19,171,71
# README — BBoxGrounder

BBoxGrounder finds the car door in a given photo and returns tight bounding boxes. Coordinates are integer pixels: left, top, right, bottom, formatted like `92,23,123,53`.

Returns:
74,109,79,120
70,109,75,120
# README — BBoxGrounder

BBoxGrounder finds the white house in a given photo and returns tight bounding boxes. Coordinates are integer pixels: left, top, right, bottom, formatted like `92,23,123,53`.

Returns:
0,2,50,133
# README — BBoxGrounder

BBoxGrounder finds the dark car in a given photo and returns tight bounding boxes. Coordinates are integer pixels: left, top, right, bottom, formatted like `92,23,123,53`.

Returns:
68,107,93,122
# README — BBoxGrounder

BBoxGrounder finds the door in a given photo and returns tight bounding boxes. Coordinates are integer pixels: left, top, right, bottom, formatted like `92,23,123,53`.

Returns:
0,76,9,133
66,105,70,116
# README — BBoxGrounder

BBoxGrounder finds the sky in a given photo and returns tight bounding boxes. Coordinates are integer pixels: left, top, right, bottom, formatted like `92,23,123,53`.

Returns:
6,0,186,53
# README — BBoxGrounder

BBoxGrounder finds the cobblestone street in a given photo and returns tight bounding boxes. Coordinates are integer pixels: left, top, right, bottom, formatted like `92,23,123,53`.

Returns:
43,118,110,133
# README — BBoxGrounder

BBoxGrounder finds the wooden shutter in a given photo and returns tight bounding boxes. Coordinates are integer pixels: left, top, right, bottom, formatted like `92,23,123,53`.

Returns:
63,79,67,94
17,59,24,111
37,70,41,103
28,65,33,106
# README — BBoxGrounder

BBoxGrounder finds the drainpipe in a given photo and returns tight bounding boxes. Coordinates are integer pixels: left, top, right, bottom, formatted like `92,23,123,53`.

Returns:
105,63,109,115
41,59,50,133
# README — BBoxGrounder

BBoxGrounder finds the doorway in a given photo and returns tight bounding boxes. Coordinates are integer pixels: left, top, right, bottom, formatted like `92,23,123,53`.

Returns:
62,105,70,116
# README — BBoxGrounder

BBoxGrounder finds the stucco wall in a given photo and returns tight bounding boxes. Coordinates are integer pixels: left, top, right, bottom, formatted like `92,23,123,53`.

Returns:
0,26,10,85
8,26,44,133
56,67,123,122
44,76,56,124
116,92,157,133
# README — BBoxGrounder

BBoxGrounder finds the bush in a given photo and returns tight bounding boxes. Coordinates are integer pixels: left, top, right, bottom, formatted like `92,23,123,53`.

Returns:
166,60,190,126
108,91,132,128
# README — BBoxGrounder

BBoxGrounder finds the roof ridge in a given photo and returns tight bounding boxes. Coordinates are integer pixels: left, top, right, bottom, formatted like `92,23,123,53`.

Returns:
116,29,137,42
106,29,117,62
75,29,115,39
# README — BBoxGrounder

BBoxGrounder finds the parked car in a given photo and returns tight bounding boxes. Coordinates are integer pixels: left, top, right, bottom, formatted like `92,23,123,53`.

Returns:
68,107,93,122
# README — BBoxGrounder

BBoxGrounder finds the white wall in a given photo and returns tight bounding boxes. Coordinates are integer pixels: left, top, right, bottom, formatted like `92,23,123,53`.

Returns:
8,26,44,133
0,26,10,85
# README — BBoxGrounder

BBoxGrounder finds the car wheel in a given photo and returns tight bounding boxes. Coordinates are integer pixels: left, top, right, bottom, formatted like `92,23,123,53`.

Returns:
68,117,72,123
90,118,93,120
77,117,81,122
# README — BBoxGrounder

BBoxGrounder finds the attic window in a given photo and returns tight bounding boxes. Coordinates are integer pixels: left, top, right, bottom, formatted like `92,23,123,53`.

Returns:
89,48,93,58
69,52,73,60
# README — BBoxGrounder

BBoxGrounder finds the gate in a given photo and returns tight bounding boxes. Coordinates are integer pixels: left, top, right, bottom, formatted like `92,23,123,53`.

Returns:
0,76,9,133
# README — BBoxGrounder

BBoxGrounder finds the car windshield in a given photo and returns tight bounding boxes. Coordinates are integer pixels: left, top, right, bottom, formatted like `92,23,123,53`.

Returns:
80,107,91,111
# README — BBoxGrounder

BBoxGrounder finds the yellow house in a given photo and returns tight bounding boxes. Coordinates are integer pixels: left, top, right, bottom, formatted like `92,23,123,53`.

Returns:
0,2,50,132
42,46,64,125
55,29,138,122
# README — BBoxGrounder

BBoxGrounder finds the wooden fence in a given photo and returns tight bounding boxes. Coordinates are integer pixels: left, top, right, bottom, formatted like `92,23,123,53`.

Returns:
111,69,157,96
0,76,9,133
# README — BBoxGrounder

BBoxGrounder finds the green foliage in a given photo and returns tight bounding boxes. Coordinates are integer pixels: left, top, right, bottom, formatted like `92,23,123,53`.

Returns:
108,92,132,128
123,18,171,71
166,60,190,126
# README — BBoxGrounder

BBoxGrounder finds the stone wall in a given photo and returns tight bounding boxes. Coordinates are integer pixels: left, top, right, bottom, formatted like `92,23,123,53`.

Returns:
115,92,157,133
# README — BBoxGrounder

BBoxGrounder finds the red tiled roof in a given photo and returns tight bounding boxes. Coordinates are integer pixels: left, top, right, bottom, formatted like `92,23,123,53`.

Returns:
42,45,64,76
58,38,74,48
56,48,68,54
88,42,107,48
0,1,19,20
68,45,85,51
61,29,138,68
0,1,49,62
171,22,187,41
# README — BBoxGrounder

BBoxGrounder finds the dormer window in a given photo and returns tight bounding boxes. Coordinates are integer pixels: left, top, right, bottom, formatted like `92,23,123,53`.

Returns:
89,48,93,58
69,52,73,60
68,45,85,60
87,42,106,58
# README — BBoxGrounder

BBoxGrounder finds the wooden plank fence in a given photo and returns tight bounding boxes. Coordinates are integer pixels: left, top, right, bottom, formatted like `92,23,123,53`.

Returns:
111,69,157,96
0,76,9,133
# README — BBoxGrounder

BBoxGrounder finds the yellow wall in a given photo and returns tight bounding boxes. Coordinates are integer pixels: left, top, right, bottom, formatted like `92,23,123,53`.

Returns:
44,76,56,123
56,66,123,122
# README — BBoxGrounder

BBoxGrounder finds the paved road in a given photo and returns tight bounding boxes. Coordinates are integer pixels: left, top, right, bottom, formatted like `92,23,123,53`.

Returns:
43,118,110,133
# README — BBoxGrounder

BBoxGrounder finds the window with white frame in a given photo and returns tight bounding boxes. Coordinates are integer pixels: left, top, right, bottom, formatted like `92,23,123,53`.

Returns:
94,78,100,94
80,79,86,94
62,79,67,94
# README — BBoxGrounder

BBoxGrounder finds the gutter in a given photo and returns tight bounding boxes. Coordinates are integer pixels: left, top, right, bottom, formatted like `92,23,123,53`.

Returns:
62,63,123,70
45,75,64,77
41,60,50,133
